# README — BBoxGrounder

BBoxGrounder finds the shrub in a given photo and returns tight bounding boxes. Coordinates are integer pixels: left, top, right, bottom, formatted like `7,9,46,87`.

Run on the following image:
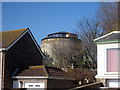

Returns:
69,68,97,85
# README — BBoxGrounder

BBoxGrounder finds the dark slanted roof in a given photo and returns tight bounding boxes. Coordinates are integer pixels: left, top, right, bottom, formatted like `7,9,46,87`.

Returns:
14,66,48,76
46,66,71,78
94,31,120,43
14,65,72,79
0,28,28,48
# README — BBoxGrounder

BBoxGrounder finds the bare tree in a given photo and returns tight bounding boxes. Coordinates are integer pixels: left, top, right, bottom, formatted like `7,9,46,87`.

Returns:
75,2,119,69
76,18,102,69
97,2,118,34
50,39,84,69
42,53,54,67
43,2,119,70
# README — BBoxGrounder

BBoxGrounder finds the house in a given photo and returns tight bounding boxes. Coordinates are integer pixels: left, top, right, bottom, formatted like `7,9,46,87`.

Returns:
12,65,74,89
0,28,45,89
0,28,74,89
94,30,120,88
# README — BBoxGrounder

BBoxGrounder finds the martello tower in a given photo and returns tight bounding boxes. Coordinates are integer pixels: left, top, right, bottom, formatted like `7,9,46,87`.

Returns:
41,31,80,64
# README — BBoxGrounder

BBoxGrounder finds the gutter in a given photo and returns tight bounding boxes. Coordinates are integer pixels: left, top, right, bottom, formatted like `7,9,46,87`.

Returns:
94,31,120,42
94,40,120,44
12,76,75,80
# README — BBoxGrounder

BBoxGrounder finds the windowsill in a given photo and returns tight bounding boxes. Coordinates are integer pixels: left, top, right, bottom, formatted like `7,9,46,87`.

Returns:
105,72,120,75
95,75,120,79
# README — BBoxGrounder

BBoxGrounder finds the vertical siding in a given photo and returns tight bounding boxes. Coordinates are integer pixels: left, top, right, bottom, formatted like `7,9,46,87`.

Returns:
0,52,1,90
97,44,105,76
0,52,4,89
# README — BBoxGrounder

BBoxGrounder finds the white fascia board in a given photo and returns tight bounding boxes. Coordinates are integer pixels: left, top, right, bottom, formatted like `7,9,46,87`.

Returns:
48,76,75,80
27,30,45,58
0,29,29,51
113,31,120,33
12,76,49,79
94,31,120,42
6,30,28,51
12,76,75,80
95,75,120,79
1,29,45,58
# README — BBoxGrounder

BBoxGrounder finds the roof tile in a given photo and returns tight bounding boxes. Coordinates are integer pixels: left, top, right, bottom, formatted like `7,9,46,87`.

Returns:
0,28,28,48
14,65,72,79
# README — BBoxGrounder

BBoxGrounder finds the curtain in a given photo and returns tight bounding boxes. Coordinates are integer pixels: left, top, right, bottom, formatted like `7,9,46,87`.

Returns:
107,49,118,72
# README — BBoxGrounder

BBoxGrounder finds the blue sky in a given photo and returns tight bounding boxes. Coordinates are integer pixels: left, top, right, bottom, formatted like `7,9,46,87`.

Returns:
2,2,99,45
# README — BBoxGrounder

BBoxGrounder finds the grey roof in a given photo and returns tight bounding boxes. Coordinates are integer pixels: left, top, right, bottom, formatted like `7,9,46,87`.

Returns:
98,33,120,41
94,31,120,43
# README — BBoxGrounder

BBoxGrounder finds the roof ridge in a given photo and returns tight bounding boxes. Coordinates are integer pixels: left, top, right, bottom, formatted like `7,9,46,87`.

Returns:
29,65,45,68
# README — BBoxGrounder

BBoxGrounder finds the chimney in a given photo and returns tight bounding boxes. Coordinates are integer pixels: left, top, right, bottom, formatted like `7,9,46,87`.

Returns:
68,32,70,37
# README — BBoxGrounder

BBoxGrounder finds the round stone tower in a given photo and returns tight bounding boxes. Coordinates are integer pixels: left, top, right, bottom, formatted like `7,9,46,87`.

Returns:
41,31,80,66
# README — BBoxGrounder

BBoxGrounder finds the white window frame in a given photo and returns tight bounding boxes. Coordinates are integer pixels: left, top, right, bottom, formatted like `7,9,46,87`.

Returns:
104,44,120,75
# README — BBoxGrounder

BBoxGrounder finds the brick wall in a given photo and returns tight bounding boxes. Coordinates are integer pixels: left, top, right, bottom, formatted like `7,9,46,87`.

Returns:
47,79,74,89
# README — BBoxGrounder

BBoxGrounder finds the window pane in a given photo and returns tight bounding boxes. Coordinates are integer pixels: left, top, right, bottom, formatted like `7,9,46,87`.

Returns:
107,49,118,72
29,85,33,87
62,34,66,37
35,85,40,87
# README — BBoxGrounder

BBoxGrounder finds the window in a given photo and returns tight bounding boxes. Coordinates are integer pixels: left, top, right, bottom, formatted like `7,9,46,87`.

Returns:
55,34,58,37
107,48,120,72
29,85,33,87
62,34,66,37
35,85,40,87
58,34,62,37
